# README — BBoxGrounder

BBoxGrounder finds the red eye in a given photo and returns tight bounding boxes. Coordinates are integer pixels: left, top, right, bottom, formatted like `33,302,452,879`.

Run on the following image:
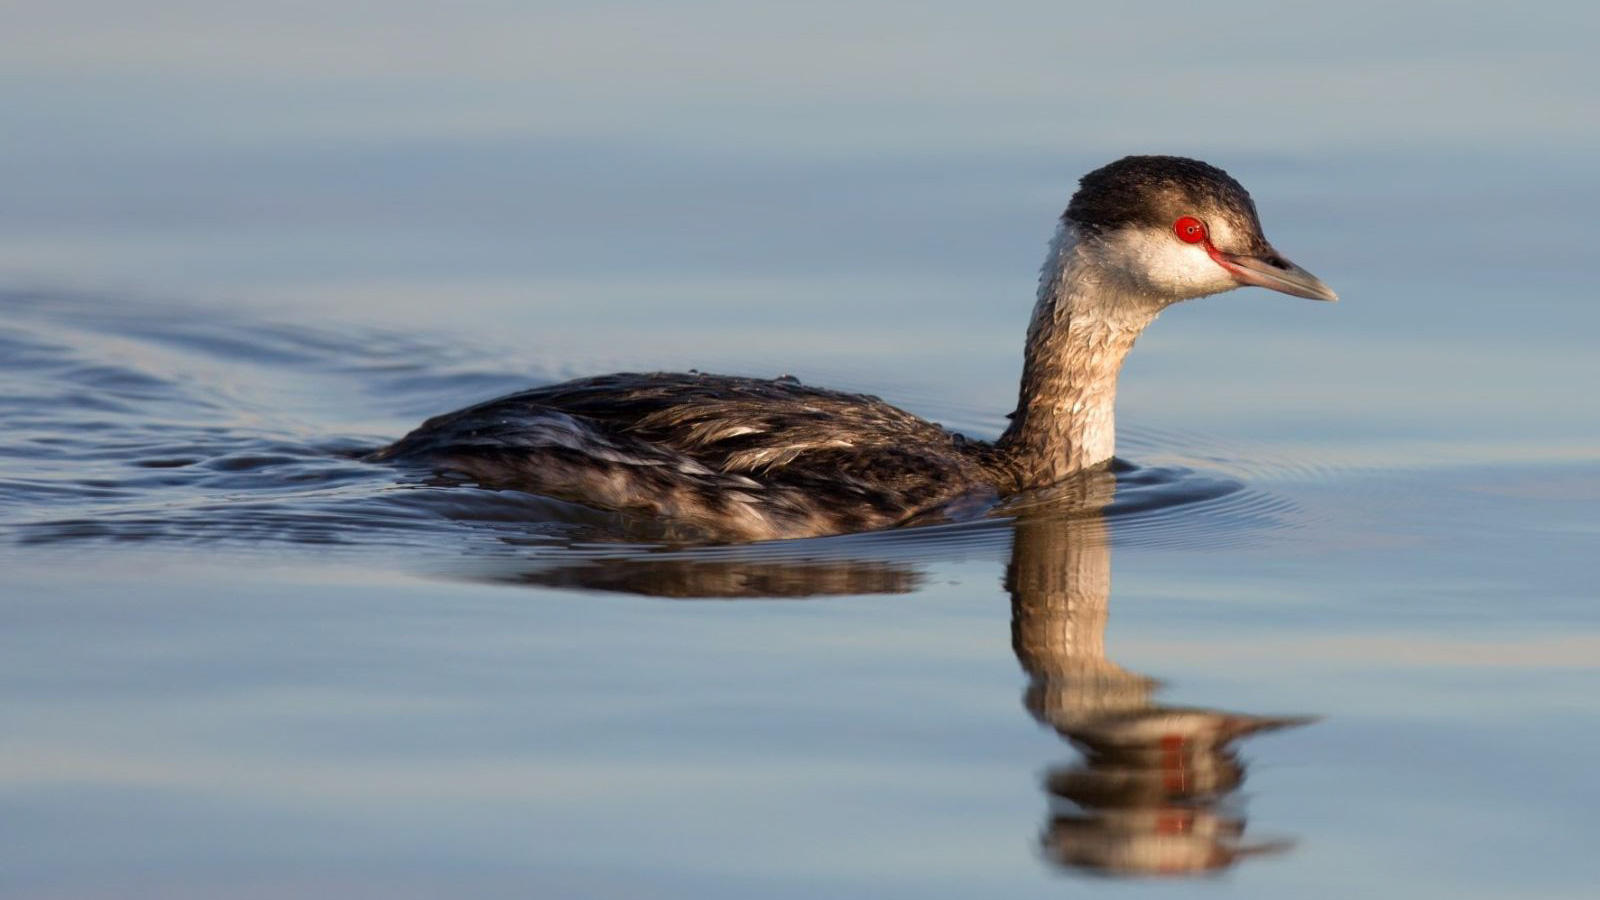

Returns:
1173,215,1207,244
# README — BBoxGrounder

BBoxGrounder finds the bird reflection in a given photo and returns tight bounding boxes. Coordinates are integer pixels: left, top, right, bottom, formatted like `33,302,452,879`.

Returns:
1010,503,1312,877
469,471,1313,878
492,555,921,598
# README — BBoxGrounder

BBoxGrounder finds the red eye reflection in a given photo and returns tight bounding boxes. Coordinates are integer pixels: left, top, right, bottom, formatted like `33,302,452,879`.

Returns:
1173,216,1207,244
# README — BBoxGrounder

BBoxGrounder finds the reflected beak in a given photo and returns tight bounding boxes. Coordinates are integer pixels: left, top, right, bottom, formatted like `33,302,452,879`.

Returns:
1217,249,1339,301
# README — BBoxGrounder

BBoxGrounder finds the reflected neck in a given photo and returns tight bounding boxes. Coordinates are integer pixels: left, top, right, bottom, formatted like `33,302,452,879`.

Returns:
999,225,1160,488
1008,507,1151,724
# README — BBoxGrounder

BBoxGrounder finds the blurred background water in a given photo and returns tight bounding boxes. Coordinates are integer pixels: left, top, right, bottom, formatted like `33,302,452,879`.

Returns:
2,1,1597,897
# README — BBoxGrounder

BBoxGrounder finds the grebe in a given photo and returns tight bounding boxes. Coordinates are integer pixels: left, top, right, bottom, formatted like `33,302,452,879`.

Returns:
374,156,1336,541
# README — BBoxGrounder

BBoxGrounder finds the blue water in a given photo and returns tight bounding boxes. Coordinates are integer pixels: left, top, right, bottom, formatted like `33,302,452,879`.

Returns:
3,2,1599,897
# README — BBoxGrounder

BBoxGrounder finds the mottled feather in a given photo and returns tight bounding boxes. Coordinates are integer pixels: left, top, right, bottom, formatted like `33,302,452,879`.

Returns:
374,372,1010,540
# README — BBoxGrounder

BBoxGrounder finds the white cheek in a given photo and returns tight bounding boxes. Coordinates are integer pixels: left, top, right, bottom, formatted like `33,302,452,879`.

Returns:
1092,230,1239,302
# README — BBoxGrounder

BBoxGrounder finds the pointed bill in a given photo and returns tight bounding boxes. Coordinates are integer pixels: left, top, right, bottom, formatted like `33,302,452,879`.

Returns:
1218,250,1339,301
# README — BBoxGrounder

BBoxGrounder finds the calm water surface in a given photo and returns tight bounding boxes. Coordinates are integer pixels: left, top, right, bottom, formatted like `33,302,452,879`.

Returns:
3,289,1597,898
3,2,1599,897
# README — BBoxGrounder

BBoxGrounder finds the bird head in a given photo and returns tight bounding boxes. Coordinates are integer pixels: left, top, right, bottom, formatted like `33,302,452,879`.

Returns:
1066,156,1337,304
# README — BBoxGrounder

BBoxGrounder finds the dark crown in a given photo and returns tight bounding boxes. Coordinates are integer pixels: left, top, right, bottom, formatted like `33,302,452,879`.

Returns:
1065,155,1268,252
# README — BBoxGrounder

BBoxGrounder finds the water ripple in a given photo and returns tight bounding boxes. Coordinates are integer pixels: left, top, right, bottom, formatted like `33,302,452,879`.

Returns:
2,291,1342,564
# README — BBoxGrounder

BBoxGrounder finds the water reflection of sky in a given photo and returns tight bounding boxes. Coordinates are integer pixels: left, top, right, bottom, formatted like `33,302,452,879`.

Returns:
3,1,1595,461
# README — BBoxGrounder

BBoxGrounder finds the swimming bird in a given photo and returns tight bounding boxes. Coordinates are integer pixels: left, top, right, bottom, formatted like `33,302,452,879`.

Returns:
373,156,1336,541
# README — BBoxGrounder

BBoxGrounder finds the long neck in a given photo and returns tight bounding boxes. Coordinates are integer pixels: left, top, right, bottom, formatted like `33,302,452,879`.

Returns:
998,224,1161,488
